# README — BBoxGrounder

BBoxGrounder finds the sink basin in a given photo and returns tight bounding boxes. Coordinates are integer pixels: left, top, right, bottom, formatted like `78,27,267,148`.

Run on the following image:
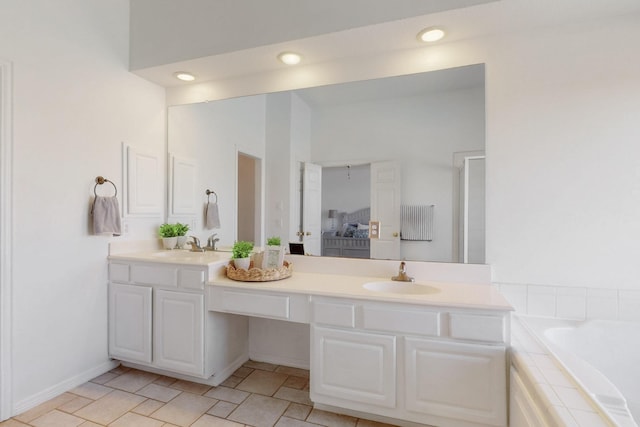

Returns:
363,281,440,295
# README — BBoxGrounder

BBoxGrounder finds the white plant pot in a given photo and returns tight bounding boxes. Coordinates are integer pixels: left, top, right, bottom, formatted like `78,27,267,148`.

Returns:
162,237,178,250
176,235,188,249
233,257,251,270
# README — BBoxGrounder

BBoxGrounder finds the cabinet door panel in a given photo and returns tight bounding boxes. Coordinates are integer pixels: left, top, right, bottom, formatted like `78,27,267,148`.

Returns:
405,337,506,426
312,326,396,408
154,289,204,376
109,283,152,363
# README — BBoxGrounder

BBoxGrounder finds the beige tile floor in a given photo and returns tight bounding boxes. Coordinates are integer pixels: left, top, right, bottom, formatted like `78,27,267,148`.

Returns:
0,361,399,427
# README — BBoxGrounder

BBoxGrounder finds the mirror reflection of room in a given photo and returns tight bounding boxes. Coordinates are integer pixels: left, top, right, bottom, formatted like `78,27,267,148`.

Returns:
168,64,486,264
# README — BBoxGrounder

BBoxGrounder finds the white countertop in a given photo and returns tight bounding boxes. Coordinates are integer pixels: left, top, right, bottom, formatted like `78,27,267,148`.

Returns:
210,271,512,311
108,249,512,312
108,249,232,266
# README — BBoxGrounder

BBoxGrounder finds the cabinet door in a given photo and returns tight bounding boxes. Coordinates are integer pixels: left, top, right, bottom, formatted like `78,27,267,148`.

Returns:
109,283,152,364
405,337,506,426
154,289,204,376
311,326,396,408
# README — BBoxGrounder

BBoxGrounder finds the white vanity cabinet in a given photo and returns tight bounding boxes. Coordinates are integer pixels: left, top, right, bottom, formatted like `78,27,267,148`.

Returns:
108,260,247,382
312,326,396,408
404,337,506,426
109,282,152,364
153,289,204,376
309,297,508,427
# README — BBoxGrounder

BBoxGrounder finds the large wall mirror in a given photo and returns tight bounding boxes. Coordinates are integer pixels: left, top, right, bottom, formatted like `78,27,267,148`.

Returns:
167,63,485,263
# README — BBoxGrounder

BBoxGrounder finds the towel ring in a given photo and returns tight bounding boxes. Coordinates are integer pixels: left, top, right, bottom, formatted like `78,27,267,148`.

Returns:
206,189,217,203
94,176,117,197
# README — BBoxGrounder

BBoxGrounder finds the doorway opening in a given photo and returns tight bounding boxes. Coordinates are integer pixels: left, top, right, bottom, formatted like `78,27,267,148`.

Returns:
237,152,262,245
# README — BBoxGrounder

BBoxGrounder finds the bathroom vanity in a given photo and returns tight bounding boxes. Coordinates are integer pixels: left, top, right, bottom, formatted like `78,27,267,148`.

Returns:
108,249,512,427
107,251,248,384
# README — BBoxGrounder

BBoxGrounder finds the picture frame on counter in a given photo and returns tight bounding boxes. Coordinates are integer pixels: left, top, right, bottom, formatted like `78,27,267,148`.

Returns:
262,246,285,269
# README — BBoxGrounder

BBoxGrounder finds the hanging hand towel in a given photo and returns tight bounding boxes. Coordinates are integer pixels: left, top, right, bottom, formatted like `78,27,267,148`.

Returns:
400,204,434,241
92,196,122,236
205,201,221,229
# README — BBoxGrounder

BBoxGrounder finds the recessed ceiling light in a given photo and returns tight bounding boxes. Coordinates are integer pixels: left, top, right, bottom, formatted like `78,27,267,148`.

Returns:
277,52,302,65
173,71,195,81
417,27,445,43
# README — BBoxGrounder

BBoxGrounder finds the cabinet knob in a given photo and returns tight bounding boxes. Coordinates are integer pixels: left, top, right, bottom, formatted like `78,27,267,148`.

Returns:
305,231,312,236
296,231,304,237
393,232,399,237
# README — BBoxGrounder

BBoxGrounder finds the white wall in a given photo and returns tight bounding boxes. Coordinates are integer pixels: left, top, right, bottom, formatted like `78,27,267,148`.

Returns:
485,15,640,288
168,96,267,247
289,93,312,242
166,12,640,291
0,0,165,415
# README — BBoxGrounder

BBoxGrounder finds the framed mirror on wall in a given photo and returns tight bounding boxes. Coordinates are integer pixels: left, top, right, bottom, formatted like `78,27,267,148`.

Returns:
168,63,486,263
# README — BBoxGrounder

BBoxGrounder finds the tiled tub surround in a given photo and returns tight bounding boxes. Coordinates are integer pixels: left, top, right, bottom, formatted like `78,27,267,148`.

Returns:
496,283,640,322
1,361,400,427
107,248,512,427
510,315,639,427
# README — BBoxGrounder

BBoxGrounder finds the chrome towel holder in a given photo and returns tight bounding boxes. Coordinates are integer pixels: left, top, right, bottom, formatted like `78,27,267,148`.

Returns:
94,176,117,197
206,189,217,203
91,176,118,215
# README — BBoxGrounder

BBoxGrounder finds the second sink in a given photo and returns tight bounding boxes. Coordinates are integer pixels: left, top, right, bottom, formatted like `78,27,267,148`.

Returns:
363,281,440,295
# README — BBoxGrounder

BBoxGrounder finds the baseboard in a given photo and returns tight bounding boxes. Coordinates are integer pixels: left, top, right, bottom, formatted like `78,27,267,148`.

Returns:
248,351,310,370
211,351,249,386
120,350,249,387
13,359,118,416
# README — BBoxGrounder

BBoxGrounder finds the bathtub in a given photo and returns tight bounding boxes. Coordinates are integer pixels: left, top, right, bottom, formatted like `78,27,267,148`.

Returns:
516,316,639,427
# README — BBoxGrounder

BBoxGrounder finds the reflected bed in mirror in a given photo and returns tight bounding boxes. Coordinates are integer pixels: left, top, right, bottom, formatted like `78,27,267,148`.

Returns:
167,64,485,264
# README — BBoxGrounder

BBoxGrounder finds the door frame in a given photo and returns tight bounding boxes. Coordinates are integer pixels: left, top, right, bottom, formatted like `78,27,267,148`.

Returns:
452,151,484,263
0,59,14,420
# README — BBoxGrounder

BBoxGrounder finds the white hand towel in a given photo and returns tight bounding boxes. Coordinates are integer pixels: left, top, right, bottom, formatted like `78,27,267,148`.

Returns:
205,201,220,229
92,196,122,236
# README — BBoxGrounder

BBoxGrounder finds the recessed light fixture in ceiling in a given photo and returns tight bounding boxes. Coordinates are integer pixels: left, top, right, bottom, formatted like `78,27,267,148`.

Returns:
277,52,302,65
173,71,196,82
417,27,445,43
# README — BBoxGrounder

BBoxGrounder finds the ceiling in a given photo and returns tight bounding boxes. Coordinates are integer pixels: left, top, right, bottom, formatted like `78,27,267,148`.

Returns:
130,0,640,88
130,0,497,70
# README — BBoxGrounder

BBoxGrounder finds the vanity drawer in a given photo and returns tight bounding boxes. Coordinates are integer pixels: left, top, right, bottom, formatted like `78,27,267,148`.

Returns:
130,264,178,287
448,313,506,343
362,305,441,337
313,301,356,328
179,268,205,290
109,263,130,283
215,289,290,320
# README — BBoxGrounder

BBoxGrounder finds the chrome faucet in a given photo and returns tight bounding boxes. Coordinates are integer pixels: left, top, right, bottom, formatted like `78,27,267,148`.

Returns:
187,236,204,252
392,261,414,282
205,233,219,251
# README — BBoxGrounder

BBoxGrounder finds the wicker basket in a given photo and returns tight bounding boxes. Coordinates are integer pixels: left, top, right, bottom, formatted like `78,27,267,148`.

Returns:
225,260,293,282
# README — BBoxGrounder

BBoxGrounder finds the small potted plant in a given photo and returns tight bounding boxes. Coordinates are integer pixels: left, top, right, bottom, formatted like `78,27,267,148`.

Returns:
231,241,254,270
263,236,284,269
159,223,178,249
174,222,190,249
266,236,281,247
